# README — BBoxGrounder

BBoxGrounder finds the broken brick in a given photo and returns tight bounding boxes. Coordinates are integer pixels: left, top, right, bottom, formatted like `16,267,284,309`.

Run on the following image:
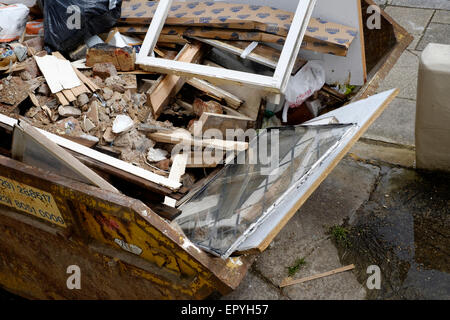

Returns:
93,63,118,80
193,98,224,117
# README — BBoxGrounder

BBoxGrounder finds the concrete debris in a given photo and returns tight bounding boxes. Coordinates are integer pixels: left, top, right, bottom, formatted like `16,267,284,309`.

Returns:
113,131,133,147
37,83,50,96
103,127,115,143
92,62,118,80
102,87,114,100
58,105,81,118
147,148,169,163
0,76,30,105
86,101,100,125
112,114,134,134
83,116,96,132
76,93,90,107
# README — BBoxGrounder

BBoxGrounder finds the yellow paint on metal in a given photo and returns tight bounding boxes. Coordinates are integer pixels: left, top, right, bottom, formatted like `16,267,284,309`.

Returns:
78,206,217,298
0,175,65,228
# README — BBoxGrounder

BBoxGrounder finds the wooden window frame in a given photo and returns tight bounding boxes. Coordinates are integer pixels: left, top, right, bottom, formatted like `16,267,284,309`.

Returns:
136,0,317,93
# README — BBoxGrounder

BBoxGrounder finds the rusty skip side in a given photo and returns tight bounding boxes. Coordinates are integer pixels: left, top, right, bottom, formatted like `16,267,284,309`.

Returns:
0,155,253,299
356,0,414,100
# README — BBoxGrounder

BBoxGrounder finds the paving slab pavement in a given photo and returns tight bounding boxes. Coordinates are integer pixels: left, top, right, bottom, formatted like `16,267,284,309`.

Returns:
226,1,450,300
224,158,380,300
364,97,416,146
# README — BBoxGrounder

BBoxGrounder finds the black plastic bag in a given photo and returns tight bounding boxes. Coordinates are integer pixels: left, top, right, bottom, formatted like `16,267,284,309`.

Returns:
43,0,122,53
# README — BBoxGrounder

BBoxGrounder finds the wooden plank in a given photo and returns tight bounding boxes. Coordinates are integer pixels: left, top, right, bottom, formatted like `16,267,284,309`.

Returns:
186,153,219,169
148,128,248,152
56,92,70,106
196,112,249,137
160,26,285,44
70,152,173,196
150,203,182,221
14,121,119,193
147,42,204,118
62,89,77,102
194,38,307,73
186,78,243,110
280,265,355,287
76,69,99,92
29,93,40,107
164,153,188,207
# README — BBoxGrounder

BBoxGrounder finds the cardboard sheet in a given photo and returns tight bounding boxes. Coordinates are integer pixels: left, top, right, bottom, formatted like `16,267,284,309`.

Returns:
120,1,357,56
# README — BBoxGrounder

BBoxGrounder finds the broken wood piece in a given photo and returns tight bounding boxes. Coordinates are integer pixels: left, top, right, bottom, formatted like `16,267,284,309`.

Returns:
195,112,250,138
148,128,248,152
151,203,182,221
279,264,356,288
61,89,77,103
195,38,307,74
55,92,70,106
28,92,40,107
12,120,118,193
186,78,243,110
164,153,188,208
161,26,286,44
138,123,171,134
75,69,99,92
146,42,204,119
34,55,81,93
186,153,219,169
139,79,157,94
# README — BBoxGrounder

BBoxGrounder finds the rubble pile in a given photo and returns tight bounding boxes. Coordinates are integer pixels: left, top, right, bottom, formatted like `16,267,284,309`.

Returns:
0,0,357,211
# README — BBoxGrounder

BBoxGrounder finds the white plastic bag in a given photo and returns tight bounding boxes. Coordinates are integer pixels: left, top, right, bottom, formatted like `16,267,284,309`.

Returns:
282,61,326,123
0,4,29,43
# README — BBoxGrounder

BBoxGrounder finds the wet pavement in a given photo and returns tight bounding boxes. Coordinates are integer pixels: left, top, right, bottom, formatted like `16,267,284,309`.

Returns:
334,167,450,299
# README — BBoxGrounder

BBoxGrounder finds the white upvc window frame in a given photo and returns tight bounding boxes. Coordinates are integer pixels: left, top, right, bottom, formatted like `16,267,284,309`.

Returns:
135,0,317,94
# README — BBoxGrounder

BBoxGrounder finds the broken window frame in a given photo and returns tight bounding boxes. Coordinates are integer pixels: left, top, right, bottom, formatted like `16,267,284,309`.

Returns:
175,123,358,258
136,0,317,94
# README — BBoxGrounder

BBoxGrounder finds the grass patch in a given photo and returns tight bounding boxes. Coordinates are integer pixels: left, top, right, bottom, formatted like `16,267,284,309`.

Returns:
287,258,306,277
329,225,351,248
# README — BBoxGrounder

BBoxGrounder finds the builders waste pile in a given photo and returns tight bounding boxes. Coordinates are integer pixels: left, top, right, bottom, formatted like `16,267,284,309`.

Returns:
0,0,362,242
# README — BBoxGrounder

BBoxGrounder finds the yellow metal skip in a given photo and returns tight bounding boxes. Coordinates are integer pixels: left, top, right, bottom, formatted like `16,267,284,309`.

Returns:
0,156,252,299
